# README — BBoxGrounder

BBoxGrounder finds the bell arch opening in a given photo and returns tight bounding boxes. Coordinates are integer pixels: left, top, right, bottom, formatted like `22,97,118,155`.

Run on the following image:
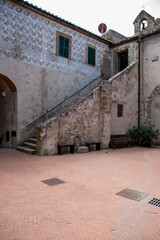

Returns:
0,73,17,148
140,18,148,31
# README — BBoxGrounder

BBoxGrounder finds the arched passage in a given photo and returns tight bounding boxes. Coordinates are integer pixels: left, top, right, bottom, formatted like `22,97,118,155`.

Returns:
0,73,17,148
143,85,160,128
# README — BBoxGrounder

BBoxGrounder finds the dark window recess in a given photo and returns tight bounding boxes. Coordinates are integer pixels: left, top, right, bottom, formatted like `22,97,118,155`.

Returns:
0,138,2,145
118,50,128,71
117,104,123,117
6,131,10,142
11,131,16,137
59,35,69,58
88,47,95,66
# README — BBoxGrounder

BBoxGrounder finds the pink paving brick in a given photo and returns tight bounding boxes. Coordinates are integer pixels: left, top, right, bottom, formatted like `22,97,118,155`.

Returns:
0,147,160,240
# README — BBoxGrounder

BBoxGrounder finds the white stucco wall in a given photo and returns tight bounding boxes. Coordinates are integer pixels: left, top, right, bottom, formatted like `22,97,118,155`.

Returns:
142,35,160,99
142,34,160,130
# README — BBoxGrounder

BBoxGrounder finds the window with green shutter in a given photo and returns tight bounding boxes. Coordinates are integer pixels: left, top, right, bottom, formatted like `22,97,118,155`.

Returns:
56,31,72,60
87,45,96,66
59,35,69,58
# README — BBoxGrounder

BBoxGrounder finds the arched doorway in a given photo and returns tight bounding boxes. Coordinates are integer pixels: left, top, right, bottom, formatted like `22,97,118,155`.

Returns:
0,73,17,148
151,88,160,130
143,85,160,144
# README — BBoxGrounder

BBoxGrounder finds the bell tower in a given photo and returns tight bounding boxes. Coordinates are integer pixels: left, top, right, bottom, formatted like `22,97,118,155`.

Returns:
133,10,155,35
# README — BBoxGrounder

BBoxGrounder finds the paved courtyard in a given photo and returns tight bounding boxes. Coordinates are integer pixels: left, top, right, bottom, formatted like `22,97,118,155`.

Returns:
0,147,160,240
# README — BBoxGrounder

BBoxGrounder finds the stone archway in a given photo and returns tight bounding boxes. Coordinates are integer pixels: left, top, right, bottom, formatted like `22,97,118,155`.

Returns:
0,73,17,148
143,85,160,128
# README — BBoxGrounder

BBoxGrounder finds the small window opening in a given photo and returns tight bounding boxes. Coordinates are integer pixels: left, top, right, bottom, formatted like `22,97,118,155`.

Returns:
117,104,123,117
0,138,2,145
6,131,10,142
11,131,16,137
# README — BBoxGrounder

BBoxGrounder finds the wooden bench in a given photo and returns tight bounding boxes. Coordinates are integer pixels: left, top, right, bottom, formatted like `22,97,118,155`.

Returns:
109,135,133,149
86,142,100,152
58,144,74,155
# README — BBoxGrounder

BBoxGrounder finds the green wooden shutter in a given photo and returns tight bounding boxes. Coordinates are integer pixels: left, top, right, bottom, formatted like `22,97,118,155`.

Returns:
88,47,95,66
59,35,69,58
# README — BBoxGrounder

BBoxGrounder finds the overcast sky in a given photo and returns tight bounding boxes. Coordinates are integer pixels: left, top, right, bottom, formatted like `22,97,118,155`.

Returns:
28,0,160,37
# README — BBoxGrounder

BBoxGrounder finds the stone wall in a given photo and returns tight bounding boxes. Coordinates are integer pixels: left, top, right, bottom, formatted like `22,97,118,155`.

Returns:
108,62,138,135
133,10,160,35
111,41,138,76
36,62,137,156
102,29,127,44
36,84,111,156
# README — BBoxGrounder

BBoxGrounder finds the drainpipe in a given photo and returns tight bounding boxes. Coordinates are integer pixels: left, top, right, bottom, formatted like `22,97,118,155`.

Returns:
138,37,141,127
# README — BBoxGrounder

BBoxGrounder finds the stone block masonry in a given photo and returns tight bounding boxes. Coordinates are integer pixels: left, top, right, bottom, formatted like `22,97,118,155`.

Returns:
36,84,112,155
36,62,137,155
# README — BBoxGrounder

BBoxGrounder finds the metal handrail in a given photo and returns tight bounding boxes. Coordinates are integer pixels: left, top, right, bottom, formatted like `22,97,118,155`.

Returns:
27,73,104,128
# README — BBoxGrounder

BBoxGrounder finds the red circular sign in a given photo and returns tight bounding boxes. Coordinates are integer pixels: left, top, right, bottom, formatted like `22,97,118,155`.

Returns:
98,23,107,34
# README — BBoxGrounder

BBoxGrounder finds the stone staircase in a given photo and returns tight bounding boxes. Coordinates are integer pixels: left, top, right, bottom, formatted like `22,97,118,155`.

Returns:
17,137,36,155
17,75,104,155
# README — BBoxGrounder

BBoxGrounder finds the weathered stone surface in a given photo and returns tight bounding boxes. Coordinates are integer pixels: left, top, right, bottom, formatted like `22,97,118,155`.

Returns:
36,118,58,156
102,29,127,43
76,146,89,154
108,62,138,135
133,10,160,35
36,63,139,155
36,84,112,155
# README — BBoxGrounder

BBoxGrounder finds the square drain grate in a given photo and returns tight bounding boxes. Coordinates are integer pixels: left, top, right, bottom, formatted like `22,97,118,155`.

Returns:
148,198,160,207
116,188,148,202
41,178,65,186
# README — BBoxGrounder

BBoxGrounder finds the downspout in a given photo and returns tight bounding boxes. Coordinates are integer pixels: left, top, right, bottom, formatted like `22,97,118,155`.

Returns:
138,37,141,127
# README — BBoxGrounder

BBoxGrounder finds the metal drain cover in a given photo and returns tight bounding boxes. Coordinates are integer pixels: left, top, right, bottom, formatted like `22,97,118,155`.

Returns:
116,188,148,202
148,198,160,207
42,178,65,186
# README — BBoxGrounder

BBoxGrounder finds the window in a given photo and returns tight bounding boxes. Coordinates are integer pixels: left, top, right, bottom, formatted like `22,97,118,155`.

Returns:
117,104,123,117
56,31,72,59
11,131,16,137
86,44,96,66
59,35,69,58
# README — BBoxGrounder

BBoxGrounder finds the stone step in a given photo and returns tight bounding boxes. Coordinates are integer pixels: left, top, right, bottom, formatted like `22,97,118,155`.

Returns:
17,146,35,155
23,142,36,149
75,146,89,153
28,138,37,144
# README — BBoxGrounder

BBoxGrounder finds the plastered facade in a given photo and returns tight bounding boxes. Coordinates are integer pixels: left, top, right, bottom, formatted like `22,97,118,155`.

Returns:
0,0,109,145
140,23,160,135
